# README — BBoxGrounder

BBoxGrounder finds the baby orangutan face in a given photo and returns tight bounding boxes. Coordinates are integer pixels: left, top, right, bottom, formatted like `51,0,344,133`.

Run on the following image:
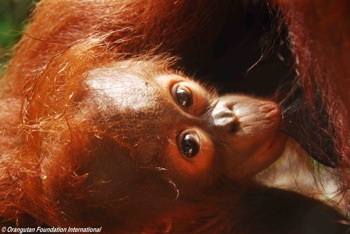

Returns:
9,59,288,228
82,60,287,183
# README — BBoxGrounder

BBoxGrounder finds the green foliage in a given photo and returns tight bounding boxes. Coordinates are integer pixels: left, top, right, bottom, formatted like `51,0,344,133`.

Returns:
0,0,38,74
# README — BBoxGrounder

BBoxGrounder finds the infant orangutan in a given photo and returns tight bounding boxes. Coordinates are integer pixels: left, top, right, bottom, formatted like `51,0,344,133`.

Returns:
0,51,347,232
0,0,349,233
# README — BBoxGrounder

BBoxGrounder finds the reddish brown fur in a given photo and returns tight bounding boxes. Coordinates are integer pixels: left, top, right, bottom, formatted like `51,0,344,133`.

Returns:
0,1,233,231
0,0,349,233
276,0,350,205
0,0,232,96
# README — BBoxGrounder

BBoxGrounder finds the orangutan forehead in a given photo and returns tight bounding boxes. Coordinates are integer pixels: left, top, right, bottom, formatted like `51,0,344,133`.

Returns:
85,67,160,112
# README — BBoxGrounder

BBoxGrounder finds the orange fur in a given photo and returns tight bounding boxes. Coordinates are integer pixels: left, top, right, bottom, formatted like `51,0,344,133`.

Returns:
0,0,349,232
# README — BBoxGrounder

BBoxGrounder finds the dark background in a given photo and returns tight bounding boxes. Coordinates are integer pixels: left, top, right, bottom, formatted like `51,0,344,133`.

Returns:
0,0,293,97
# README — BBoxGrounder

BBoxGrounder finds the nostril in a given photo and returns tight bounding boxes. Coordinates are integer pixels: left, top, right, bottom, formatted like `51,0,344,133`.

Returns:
230,121,239,133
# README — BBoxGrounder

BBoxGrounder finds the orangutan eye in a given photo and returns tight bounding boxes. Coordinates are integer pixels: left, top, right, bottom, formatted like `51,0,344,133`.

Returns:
178,131,200,158
172,84,193,109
